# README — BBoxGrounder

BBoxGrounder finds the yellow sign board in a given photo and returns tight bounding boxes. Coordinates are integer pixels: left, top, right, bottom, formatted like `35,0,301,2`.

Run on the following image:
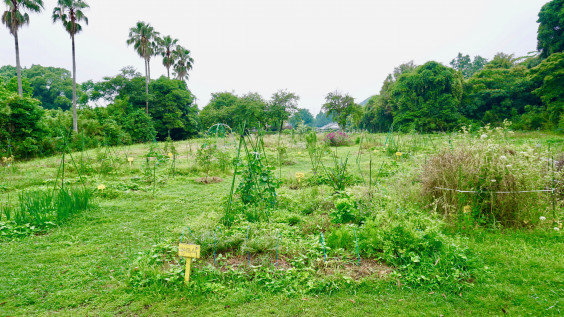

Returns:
178,244,201,283
179,244,200,258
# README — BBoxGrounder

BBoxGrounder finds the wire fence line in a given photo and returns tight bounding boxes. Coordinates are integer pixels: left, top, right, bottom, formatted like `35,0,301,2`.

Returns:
434,187,555,194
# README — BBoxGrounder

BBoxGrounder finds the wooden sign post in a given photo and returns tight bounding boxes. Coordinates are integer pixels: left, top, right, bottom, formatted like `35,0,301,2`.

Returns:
178,243,200,283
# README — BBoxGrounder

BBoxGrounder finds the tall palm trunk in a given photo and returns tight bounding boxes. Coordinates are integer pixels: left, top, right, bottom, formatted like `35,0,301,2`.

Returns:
71,34,78,132
166,66,170,79
144,59,149,114
14,31,23,97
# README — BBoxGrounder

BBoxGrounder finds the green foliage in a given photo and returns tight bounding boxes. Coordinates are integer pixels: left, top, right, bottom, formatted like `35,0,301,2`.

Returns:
359,215,478,291
289,108,314,127
0,187,90,238
267,89,299,132
199,91,267,130
322,91,359,130
329,192,362,224
235,136,280,210
529,52,564,129
537,0,564,58
450,53,488,79
320,154,356,192
461,62,540,124
0,91,45,158
360,95,393,132
390,61,463,132
313,110,333,128
149,77,198,140
0,65,85,110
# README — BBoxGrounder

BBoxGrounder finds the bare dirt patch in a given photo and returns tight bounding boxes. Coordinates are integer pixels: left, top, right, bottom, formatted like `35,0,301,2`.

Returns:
194,176,223,184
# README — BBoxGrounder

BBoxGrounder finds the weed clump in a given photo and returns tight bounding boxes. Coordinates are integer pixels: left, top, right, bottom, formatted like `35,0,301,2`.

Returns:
422,124,553,227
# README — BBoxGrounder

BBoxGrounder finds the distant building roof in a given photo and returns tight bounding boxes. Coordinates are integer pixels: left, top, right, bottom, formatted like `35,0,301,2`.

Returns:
318,122,340,130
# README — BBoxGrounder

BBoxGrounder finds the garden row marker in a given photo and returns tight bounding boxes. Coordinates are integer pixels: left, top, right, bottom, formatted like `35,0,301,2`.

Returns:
247,226,250,266
276,231,281,268
319,232,327,262
178,243,200,283
353,227,360,266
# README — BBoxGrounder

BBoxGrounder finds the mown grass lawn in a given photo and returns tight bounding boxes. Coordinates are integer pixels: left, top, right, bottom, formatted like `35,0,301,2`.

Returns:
1,133,563,316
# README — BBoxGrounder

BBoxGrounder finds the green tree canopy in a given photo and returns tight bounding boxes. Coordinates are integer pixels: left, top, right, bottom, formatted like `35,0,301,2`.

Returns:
390,61,463,132
537,0,564,58
450,53,488,78
322,91,358,130
530,52,564,128
267,89,300,132
289,108,314,127
149,77,198,140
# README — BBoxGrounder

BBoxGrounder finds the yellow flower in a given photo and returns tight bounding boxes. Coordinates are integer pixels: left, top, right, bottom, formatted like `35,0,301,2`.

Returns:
396,152,402,157
127,157,134,162
97,184,106,191
295,172,305,179
463,205,471,213
168,152,173,158
298,152,302,155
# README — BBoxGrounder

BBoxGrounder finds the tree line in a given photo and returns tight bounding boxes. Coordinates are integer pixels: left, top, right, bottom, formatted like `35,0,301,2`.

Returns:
1,0,563,159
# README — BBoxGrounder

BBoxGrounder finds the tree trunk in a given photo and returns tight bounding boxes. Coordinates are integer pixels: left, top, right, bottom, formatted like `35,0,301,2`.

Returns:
14,31,23,97
166,66,170,79
71,34,78,133
144,59,149,114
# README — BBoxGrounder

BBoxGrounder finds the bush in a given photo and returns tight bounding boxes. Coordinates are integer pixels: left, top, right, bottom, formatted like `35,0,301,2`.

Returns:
324,131,351,146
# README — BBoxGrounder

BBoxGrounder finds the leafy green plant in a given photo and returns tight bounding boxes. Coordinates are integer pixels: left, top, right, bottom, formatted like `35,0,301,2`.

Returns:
320,153,356,192
329,192,362,224
235,132,280,210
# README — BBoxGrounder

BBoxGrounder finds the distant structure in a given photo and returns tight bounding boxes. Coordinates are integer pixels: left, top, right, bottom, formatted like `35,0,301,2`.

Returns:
318,122,340,131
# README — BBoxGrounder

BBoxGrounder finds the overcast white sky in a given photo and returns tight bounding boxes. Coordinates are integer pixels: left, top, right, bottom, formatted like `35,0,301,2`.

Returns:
0,0,550,114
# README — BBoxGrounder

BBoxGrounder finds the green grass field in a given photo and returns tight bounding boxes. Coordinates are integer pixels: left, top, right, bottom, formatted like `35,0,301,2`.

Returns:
1,131,563,316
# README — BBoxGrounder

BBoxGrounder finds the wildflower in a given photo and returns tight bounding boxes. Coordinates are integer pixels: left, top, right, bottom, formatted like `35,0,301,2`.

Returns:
396,152,402,157
491,179,496,183
500,155,507,160
463,205,471,213
97,184,106,191
168,152,173,158
555,227,560,232
373,149,378,153
298,152,302,155
481,134,488,139
128,157,134,162
506,165,512,168
295,172,305,183
540,216,546,221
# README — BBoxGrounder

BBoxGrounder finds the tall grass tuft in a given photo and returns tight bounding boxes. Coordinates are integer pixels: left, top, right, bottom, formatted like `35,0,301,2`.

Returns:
2,188,91,227
422,124,553,227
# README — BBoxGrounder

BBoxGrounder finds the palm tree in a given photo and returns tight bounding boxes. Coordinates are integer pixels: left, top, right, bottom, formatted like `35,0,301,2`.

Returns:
2,0,44,97
127,21,159,114
158,35,178,79
172,46,194,81
52,0,89,133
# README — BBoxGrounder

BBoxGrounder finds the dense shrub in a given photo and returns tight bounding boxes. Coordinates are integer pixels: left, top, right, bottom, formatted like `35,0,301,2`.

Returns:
324,131,351,146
